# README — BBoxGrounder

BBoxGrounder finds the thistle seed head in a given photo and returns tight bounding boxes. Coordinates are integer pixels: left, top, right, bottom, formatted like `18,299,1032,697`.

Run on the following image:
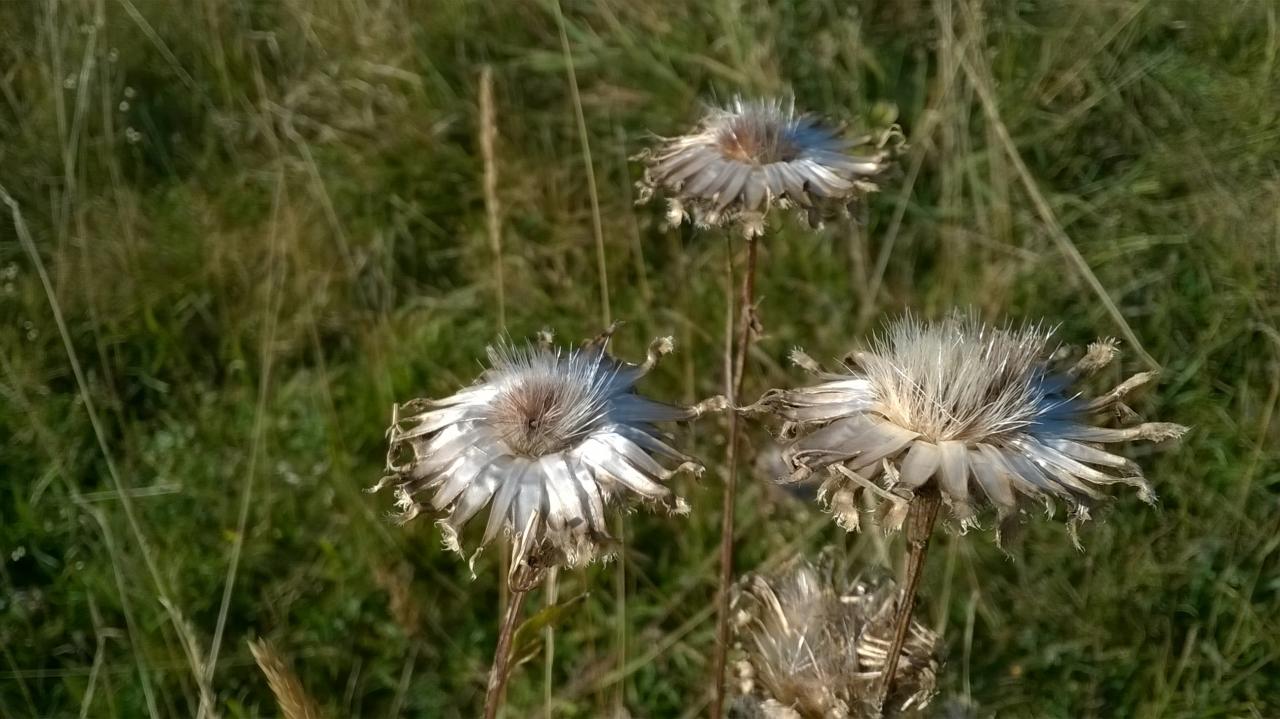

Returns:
375,332,720,577
484,345,612,456
732,554,939,718
856,315,1060,444
761,312,1187,540
637,97,902,238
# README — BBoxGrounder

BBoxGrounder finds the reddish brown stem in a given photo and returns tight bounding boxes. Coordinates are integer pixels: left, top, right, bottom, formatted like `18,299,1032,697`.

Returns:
730,234,759,396
484,581,531,719
710,233,760,718
876,491,941,712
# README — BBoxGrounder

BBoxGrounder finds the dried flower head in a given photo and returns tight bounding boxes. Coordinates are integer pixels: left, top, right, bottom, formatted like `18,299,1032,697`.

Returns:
374,330,723,575
732,555,938,718
637,97,901,237
757,314,1187,542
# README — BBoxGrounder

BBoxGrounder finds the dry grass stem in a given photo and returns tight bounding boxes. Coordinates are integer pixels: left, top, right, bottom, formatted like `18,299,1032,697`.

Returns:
479,64,506,330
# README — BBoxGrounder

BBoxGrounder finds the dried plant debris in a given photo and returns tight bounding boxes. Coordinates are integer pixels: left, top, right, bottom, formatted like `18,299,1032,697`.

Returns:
732,554,939,718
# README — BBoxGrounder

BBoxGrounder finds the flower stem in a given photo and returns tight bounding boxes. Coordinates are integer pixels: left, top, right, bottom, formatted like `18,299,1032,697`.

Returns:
731,234,760,396
484,580,531,719
876,490,941,711
711,232,760,718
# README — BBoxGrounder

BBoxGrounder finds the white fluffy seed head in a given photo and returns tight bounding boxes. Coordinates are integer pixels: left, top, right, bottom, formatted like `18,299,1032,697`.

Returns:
710,98,807,164
857,314,1063,443
483,344,614,457
764,312,1187,540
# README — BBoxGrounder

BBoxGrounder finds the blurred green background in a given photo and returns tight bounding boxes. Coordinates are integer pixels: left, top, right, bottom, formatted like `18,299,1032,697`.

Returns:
2,0,1277,716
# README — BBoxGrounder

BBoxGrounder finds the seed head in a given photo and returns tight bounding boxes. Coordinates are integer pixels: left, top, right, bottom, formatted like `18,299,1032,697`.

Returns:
732,554,939,718
374,331,722,576
758,313,1187,543
637,97,902,238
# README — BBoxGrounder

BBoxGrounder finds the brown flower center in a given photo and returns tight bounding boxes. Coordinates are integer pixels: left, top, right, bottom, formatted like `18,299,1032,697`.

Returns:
717,118,801,164
490,377,582,457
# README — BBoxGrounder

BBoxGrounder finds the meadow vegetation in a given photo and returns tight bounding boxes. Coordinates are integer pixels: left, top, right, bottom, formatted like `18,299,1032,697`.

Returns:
1,0,1277,716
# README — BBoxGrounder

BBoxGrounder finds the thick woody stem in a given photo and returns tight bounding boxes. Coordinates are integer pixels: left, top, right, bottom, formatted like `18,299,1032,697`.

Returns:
711,232,760,718
876,489,941,712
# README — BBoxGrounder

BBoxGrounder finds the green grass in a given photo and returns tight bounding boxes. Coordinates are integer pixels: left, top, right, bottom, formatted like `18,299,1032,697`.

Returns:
1,0,1277,716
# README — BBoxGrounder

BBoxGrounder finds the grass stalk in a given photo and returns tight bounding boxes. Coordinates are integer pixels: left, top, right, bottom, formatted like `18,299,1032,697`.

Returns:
553,0,610,327
612,516,627,716
952,0,1157,369
479,64,506,331
203,171,287,711
545,566,559,719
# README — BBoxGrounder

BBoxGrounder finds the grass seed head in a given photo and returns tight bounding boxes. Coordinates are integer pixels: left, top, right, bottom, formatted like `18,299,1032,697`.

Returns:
248,639,325,719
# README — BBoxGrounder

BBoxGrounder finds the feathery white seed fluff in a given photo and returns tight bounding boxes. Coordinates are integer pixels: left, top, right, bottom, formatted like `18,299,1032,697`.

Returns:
483,343,617,456
763,313,1187,542
857,315,1066,443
